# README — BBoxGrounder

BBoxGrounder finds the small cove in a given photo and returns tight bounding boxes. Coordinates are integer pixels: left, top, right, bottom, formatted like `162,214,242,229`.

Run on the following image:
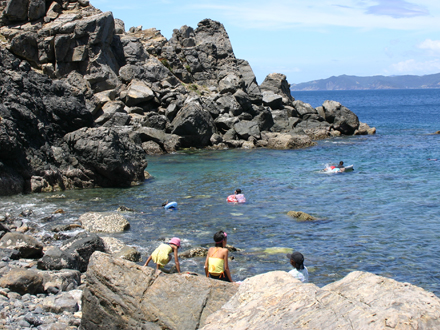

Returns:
1,89,440,294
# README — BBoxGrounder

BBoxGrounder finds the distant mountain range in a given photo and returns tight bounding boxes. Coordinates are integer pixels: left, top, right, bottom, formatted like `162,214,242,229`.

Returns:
290,73,440,91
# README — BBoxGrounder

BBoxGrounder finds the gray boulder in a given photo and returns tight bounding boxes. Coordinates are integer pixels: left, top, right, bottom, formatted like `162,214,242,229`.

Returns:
260,73,294,105
202,271,440,330
319,100,360,135
60,127,147,188
263,132,316,150
262,91,283,110
79,212,130,233
233,121,261,140
38,232,105,272
81,251,238,330
0,232,43,259
171,101,216,147
42,291,79,313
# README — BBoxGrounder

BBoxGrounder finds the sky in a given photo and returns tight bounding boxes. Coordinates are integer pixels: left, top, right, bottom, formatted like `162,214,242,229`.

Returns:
92,0,440,85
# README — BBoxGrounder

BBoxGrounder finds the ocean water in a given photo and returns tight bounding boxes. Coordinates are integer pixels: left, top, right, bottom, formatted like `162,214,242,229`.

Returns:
1,89,440,294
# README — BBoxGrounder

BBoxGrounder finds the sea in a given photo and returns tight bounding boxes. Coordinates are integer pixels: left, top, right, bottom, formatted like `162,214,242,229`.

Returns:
1,89,440,294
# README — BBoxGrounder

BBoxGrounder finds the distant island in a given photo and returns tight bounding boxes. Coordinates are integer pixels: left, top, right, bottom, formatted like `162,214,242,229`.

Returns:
290,73,440,91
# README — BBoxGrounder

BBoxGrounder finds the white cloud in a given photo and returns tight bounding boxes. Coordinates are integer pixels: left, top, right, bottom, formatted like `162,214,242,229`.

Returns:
390,59,440,74
189,0,440,31
418,39,440,51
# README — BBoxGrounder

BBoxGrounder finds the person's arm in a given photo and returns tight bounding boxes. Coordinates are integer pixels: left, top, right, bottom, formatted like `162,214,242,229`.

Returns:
172,246,181,273
144,255,152,267
204,248,210,277
223,249,234,282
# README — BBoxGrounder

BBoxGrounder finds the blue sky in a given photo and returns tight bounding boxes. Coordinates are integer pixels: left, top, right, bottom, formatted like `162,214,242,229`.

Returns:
93,0,440,84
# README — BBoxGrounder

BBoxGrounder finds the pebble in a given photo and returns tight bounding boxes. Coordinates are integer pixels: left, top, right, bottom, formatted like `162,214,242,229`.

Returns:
0,220,83,329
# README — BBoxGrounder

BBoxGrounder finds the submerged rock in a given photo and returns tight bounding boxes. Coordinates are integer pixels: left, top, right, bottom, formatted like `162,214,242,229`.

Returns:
287,211,317,221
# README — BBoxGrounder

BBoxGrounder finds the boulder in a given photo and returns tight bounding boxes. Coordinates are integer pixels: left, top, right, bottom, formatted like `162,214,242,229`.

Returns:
42,291,79,313
101,236,141,262
79,212,130,233
320,100,360,135
171,101,216,147
81,251,238,330
125,80,155,106
0,232,43,258
38,232,105,272
179,247,208,259
262,91,283,110
233,120,261,140
260,73,294,105
0,269,44,295
41,269,82,293
264,133,316,150
202,271,440,330
61,127,148,188
355,122,377,135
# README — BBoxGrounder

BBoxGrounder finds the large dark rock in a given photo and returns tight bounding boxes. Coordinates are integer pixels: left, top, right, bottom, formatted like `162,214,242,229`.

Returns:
320,100,360,135
81,251,238,330
0,232,43,258
38,232,105,272
60,127,147,189
171,101,216,147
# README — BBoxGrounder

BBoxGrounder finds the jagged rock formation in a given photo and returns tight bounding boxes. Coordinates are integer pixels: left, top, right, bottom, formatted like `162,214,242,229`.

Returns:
0,0,375,195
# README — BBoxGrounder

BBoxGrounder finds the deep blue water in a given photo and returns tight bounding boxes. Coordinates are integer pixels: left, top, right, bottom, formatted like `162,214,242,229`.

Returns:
1,89,440,294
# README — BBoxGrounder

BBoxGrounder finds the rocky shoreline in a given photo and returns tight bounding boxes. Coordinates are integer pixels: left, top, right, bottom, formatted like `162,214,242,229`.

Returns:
0,0,375,196
2,207,440,329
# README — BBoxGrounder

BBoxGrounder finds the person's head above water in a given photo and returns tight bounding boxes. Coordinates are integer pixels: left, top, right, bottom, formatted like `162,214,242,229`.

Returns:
213,230,227,247
286,251,305,270
235,189,242,194
339,161,344,166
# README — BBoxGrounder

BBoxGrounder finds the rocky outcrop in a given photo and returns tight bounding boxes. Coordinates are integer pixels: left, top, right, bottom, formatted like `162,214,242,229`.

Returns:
81,251,238,330
202,271,440,329
78,253,440,330
0,0,376,196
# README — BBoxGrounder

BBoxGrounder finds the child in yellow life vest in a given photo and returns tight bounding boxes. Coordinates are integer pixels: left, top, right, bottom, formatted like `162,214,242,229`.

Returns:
144,237,181,273
204,231,233,282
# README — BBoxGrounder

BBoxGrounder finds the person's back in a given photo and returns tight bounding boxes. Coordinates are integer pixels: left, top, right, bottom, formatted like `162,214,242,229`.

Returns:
286,251,308,282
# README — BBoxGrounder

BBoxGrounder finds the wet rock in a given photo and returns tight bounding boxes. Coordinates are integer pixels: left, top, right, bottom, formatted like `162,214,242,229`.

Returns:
179,247,208,259
287,211,317,221
0,233,43,259
79,212,130,233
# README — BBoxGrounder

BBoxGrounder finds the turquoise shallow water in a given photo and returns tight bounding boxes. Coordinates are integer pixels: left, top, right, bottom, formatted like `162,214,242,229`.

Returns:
1,89,440,294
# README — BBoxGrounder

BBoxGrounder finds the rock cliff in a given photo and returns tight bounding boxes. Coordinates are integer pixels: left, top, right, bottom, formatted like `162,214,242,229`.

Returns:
0,0,375,195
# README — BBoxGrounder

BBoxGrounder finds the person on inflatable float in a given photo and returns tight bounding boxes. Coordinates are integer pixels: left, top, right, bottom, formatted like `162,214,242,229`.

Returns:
227,189,246,203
